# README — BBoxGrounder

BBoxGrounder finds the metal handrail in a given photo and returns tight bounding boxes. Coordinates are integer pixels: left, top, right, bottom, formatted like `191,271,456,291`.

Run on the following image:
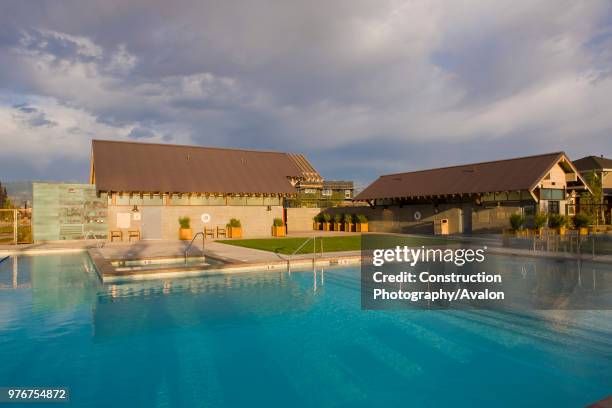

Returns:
184,232,205,263
281,236,324,271
84,230,104,248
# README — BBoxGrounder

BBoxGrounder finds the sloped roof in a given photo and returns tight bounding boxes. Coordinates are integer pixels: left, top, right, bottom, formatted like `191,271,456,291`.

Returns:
91,140,321,195
573,155,612,172
356,152,573,201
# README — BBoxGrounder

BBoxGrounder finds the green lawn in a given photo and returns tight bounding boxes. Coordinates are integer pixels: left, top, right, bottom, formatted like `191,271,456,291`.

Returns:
218,235,449,255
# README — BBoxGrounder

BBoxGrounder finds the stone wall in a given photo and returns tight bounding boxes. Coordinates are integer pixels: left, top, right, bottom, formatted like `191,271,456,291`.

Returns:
286,207,321,232
107,205,283,240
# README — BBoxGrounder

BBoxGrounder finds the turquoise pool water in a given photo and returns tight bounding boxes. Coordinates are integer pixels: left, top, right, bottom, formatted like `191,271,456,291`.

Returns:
0,253,610,407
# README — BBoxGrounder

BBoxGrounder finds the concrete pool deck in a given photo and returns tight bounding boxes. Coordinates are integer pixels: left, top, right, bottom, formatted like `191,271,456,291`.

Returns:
3,232,612,282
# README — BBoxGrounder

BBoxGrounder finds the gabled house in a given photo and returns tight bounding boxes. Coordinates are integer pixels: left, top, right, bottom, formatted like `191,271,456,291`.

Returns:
89,139,323,238
573,155,612,224
354,152,591,234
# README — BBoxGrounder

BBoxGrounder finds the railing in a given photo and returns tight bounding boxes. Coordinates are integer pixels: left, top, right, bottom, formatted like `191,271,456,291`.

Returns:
184,232,206,263
279,236,324,271
502,231,610,258
84,231,105,248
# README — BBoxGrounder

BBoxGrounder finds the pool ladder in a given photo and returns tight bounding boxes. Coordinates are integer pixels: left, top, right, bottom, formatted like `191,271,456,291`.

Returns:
280,236,323,271
84,231,105,248
184,232,206,263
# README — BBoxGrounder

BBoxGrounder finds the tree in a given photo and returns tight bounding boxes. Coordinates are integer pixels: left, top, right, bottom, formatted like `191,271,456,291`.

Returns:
581,170,604,225
0,181,6,208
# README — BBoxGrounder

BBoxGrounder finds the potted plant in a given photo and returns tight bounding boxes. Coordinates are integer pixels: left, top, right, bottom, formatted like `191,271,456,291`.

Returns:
178,216,193,240
533,212,548,236
356,214,369,232
333,214,343,231
272,217,286,237
548,213,568,235
227,218,242,238
313,215,320,231
343,213,353,232
509,213,525,236
573,213,592,235
322,213,332,231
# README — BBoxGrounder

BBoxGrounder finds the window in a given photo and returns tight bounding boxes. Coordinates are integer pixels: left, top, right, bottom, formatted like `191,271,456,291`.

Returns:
540,188,564,200
170,195,190,205
481,193,495,202
344,190,352,198
321,189,332,196
548,201,560,214
303,188,317,194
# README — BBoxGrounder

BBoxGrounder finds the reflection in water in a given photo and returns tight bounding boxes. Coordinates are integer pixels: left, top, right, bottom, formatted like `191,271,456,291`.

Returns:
0,252,611,407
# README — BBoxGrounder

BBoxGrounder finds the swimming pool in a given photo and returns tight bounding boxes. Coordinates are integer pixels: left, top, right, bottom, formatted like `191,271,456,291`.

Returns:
0,253,610,407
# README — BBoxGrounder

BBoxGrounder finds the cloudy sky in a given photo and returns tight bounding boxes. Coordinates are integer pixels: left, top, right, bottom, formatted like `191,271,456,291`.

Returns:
1,0,611,187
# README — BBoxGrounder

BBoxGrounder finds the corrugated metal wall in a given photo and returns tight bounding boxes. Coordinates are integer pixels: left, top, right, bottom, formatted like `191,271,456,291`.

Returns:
33,183,107,242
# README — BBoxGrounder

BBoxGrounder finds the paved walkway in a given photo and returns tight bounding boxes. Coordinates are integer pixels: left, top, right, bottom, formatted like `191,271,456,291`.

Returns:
3,232,611,265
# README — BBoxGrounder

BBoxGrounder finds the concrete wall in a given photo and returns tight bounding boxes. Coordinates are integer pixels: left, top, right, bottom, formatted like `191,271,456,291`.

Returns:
325,204,462,234
286,207,321,232
471,205,521,233
325,202,530,234
107,205,283,240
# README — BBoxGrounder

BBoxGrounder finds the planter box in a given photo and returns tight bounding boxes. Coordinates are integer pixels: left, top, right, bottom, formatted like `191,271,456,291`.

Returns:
323,223,331,231
356,223,368,232
179,228,193,240
579,227,589,236
558,227,567,236
344,223,354,232
334,223,342,231
228,226,242,238
313,222,320,230
272,225,286,237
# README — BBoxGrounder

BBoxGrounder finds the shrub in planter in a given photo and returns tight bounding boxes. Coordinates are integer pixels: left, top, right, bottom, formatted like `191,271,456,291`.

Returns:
343,213,353,232
178,216,193,240
355,214,369,232
548,213,569,235
333,214,343,231
509,213,524,233
313,215,321,230
573,213,592,235
272,217,286,237
322,213,332,231
227,218,242,238
533,212,548,235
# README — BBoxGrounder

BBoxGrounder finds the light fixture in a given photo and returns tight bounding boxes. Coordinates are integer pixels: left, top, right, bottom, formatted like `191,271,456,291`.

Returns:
132,205,139,212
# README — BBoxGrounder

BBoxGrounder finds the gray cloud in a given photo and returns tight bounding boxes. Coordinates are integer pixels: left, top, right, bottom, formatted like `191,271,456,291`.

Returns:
0,0,611,184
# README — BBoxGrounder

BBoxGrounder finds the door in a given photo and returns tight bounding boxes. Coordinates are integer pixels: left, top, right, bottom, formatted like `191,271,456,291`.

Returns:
141,207,163,240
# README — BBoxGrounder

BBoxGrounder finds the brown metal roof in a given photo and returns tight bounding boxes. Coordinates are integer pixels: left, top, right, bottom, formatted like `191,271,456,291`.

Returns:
355,152,572,200
91,140,319,195
573,155,612,171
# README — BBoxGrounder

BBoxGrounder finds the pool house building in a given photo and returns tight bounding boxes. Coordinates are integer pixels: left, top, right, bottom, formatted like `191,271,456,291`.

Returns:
89,140,324,240
353,152,591,234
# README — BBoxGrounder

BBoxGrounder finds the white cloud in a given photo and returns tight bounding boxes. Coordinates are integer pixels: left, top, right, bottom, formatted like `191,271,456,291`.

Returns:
0,0,610,181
